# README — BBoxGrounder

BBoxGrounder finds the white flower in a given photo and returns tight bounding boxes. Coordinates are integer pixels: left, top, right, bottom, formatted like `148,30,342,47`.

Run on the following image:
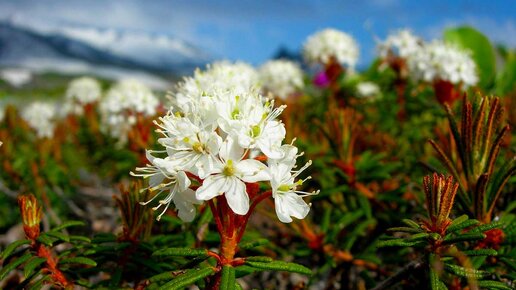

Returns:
66,77,102,105
135,60,317,222
269,145,318,223
131,151,201,222
157,114,223,179
407,40,478,87
378,29,421,59
100,79,159,143
21,102,57,138
217,94,286,159
303,28,359,68
196,137,271,215
259,60,304,100
356,82,380,98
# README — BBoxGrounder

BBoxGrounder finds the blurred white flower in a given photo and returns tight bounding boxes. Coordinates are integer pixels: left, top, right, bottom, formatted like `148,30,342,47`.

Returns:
22,102,57,138
62,77,102,116
356,82,380,98
66,77,102,105
303,28,359,68
100,79,159,143
378,29,422,59
407,40,478,87
259,60,304,100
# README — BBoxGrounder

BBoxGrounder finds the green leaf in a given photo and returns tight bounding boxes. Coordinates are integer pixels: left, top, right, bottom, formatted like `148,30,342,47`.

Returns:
447,219,479,233
443,233,486,244
377,239,425,248
470,221,504,233
444,264,489,279
36,234,55,247
444,26,496,88
59,257,97,267
448,215,469,229
245,260,311,275
402,219,421,229
158,267,215,290
0,252,32,281
0,239,30,260
239,239,269,250
387,227,423,234
496,53,516,95
461,249,498,257
24,257,47,278
429,261,447,290
220,265,236,290
476,280,512,290
52,220,85,232
152,247,208,258
245,256,274,262
46,231,70,242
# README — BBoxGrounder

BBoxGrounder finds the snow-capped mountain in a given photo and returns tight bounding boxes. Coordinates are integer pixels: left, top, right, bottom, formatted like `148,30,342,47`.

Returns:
0,21,211,89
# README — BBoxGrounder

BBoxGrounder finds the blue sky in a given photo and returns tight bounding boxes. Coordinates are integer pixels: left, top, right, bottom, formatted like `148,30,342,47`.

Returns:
0,0,514,67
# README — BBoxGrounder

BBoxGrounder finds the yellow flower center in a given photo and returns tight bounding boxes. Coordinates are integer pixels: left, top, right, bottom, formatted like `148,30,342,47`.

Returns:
192,142,205,153
223,160,235,176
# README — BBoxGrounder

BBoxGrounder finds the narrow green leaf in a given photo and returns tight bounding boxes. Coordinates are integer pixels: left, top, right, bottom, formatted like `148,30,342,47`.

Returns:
46,231,70,242
0,252,32,280
59,257,97,267
444,264,489,278
476,280,512,290
36,234,55,246
245,260,311,275
387,227,423,233
52,221,85,232
470,221,504,233
461,249,498,257
158,267,215,290
443,233,486,244
449,215,469,228
220,266,236,290
23,257,47,278
402,219,420,229
447,219,479,233
69,235,91,243
152,247,208,257
239,239,269,250
245,256,273,262
377,239,425,248
407,233,431,242
0,239,30,260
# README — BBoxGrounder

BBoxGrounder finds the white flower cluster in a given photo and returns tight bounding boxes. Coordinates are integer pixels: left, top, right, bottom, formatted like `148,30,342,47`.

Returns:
259,60,304,100
175,61,258,103
407,40,478,86
303,28,359,68
356,82,380,99
100,79,159,143
378,29,421,59
63,77,102,115
133,65,317,223
21,102,57,138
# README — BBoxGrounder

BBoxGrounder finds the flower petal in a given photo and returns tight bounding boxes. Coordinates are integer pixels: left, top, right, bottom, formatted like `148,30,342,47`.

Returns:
274,192,310,223
196,175,226,201
237,159,271,183
224,177,249,215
